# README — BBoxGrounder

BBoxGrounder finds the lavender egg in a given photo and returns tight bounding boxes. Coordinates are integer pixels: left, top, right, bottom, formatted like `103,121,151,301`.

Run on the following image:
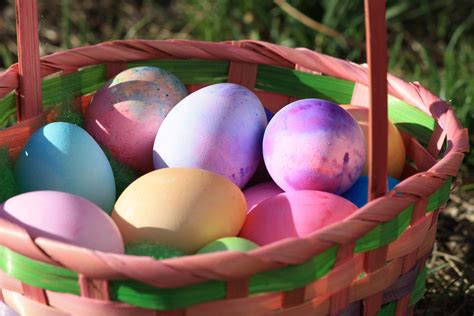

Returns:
85,66,187,173
153,83,267,188
263,99,365,194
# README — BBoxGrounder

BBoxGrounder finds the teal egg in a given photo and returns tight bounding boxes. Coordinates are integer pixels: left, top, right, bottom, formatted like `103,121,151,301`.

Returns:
14,122,116,213
197,237,259,254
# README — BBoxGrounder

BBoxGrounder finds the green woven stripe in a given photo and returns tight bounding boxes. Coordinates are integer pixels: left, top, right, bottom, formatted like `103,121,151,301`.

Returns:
128,60,229,85
249,245,337,294
427,178,452,211
0,246,79,294
355,177,451,253
355,206,414,253
377,302,396,316
388,96,435,147
110,279,226,310
255,65,355,104
0,92,16,129
110,246,337,310
0,60,437,139
409,266,427,306
42,65,107,109
376,266,427,315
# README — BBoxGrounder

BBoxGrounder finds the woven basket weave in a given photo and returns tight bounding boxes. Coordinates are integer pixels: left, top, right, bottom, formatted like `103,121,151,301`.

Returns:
0,1,469,315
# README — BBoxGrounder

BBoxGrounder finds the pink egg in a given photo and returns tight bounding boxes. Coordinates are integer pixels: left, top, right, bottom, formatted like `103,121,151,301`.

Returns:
239,190,358,246
263,99,366,194
243,182,283,213
0,191,124,253
85,66,187,173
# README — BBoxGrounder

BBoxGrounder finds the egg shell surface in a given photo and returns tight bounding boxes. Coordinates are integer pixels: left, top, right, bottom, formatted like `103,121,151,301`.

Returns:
239,190,358,246
112,168,247,254
197,237,259,254
0,191,124,253
14,122,116,213
263,99,366,194
340,105,406,179
0,301,18,316
153,83,267,188
243,181,283,213
342,176,400,208
85,66,187,173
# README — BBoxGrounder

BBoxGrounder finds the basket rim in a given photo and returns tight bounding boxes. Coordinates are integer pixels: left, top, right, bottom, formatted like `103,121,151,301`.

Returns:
0,39,469,288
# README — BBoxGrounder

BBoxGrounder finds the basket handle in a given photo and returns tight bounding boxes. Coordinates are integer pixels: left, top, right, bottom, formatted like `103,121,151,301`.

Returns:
15,0,42,121
14,0,389,198
364,0,388,200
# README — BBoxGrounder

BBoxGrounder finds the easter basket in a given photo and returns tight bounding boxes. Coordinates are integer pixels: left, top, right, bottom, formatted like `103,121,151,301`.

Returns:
0,0,469,315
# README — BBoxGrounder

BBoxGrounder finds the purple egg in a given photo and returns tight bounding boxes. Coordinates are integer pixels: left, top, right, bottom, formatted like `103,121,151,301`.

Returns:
263,99,366,194
153,83,267,188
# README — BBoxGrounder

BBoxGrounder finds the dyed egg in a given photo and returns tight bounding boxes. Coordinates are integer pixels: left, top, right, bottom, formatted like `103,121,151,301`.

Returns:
342,176,400,208
197,237,259,254
244,181,283,213
15,122,116,213
239,190,358,246
263,99,366,194
153,83,267,188
340,105,406,179
0,191,124,253
112,168,247,254
0,302,18,316
85,66,187,173
125,242,184,259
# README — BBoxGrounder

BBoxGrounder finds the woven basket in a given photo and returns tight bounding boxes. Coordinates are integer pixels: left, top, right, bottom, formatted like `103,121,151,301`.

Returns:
0,1,469,315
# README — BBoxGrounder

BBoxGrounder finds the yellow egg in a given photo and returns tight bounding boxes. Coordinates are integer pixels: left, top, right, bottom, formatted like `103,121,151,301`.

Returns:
340,105,406,179
111,168,247,254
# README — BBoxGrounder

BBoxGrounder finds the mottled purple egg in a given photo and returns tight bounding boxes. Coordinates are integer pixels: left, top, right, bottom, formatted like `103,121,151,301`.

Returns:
85,66,187,173
263,99,365,194
154,83,267,188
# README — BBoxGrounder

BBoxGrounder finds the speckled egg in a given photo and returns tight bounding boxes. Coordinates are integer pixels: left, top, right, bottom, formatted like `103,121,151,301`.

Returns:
112,168,247,254
15,122,116,213
0,191,124,253
153,83,267,188
342,176,400,208
197,237,259,254
85,66,187,173
263,99,366,194
239,190,358,246
340,105,406,179
244,181,283,213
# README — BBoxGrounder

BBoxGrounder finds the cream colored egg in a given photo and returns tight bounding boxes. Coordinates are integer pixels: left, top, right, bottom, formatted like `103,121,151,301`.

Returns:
112,168,246,254
340,104,406,179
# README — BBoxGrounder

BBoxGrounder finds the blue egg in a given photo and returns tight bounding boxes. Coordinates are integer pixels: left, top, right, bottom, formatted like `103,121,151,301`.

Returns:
342,176,400,208
15,122,116,213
